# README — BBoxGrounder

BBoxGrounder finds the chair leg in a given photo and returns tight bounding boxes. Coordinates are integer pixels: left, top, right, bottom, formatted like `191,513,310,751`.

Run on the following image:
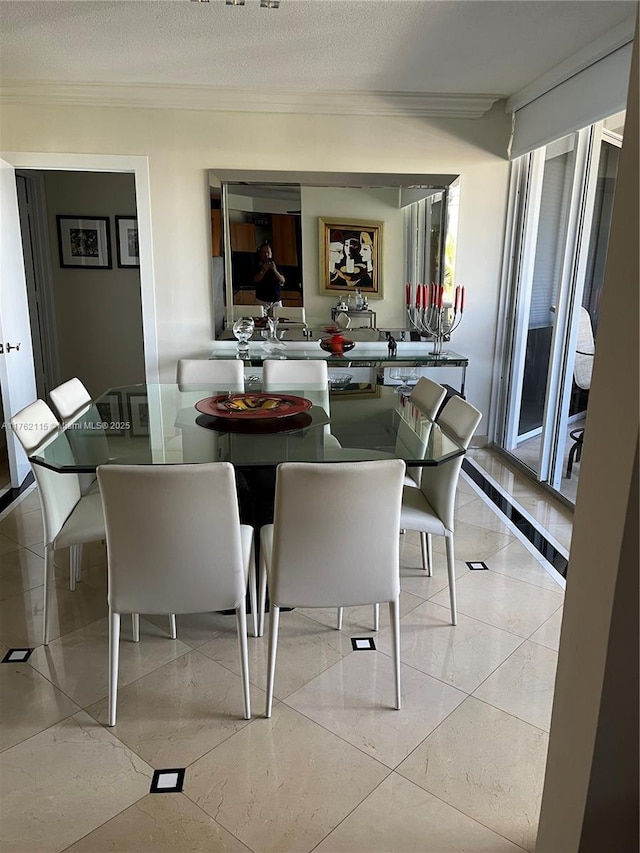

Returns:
445,533,457,626
336,607,343,630
258,553,268,638
43,545,53,646
108,610,121,726
373,603,380,632
69,545,76,591
131,613,140,642
168,614,177,640
265,604,280,718
248,546,258,639
419,532,432,576
235,606,251,720
389,597,401,710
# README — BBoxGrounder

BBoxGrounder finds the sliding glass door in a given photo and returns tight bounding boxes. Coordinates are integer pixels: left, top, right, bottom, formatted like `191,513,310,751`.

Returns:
494,119,622,503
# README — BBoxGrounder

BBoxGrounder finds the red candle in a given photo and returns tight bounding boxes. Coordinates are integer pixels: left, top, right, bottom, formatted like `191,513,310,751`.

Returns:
454,285,460,312
430,283,436,306
415,284,421,309
405,283,411,306
438,286,444,309
460,286,465,313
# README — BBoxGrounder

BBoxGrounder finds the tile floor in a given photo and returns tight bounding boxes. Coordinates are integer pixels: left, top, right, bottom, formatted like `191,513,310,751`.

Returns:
0,453,568,853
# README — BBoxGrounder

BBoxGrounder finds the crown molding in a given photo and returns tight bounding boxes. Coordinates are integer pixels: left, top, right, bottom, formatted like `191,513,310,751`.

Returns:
0,80,501,118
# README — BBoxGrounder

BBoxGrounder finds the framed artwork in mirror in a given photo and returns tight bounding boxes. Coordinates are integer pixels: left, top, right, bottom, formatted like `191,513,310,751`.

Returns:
56,215,111,269
115,216,140,268
125,392,149,437
319,217,383,299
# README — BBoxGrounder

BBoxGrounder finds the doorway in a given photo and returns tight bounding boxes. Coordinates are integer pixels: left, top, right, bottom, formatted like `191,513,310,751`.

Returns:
0,152,158,490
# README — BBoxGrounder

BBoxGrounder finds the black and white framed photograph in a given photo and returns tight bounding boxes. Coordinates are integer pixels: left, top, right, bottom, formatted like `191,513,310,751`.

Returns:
115,215,140,268
126,392,150,437
94,392,125,434
56,215,112,269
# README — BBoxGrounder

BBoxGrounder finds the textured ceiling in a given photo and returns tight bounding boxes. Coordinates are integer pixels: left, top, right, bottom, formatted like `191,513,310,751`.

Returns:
0,0,636,99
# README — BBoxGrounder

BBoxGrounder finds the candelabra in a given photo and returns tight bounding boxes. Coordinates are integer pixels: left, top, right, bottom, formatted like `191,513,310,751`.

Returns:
405,283,465,355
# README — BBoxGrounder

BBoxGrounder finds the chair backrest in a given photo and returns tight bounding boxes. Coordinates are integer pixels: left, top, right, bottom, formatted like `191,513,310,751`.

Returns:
97,462,248,615
10,400,82,543
49,378,92,422
232,305,266,320
409,377,447,421
177,359,245,392
418,396,482,531
269,459,405,608
574,306,595,391
263,358,330,415
273,306,305,323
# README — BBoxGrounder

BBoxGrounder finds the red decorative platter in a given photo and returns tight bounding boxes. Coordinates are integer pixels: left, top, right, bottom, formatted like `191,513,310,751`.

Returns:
195,393,312,420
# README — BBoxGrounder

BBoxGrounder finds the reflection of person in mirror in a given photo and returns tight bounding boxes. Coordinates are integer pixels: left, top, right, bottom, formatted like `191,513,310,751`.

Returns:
253,242,285,313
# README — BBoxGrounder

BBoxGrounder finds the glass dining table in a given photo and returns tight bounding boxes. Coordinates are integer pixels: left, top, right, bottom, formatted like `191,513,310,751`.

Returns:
29,381,466,547
29,383,465,474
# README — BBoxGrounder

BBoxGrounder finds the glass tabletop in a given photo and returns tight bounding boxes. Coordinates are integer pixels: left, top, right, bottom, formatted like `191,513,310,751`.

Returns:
29,383,465,472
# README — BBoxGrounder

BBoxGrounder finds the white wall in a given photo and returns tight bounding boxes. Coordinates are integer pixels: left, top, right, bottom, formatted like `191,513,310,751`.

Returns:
43,171,145,397
0,101,511,425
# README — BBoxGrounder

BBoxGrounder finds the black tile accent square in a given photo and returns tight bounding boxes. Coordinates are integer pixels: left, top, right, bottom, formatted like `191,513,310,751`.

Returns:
467,561,489,571
150,768,185,794
351,637,376,651
2,648,33,663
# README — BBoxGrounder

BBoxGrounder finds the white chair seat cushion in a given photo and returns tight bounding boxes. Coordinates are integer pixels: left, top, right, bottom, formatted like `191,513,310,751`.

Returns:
400,485,448,536
55,492,106,549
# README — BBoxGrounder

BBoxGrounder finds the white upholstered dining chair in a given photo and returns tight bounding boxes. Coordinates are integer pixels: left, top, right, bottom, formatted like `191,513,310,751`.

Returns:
272,306,306,324
9,400,106,643
403,377,447,486
232,305,266,320
97,461,256,726
263,358,341,449
177,358,245,392
259,459,406,716
400,395,482,625
49,377,92,422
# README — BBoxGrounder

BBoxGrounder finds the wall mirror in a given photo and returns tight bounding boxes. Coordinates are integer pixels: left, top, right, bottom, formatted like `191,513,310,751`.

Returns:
209,170,460,338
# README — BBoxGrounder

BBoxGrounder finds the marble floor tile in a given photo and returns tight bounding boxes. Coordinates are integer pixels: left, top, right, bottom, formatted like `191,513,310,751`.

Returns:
529,607,564,652
297,589,423,633
0,508,43,547
285,650,465,768
145,609,248,649
473,640,558,732
430,519,515,562
64,793,251,853
429,569,564,638
29,616,192,708
0,662,79,751
483,540,563,591
199,609,353,700
376,600,524,693
6,487,41,515
0,532,21,557
543,522,573,551
399,553,470,600
315,772,527,852
186,703,389,853
0,710,152,853
455,496,520,534
87,650,263,767
399,697,548,851
0,580,109,647
0,546,44,601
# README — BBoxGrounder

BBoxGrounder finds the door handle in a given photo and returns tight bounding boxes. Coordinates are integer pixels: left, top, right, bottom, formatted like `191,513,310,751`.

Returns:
6,343,21,352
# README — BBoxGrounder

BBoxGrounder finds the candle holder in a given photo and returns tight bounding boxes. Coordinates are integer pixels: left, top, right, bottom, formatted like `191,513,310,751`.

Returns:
406,284,465,355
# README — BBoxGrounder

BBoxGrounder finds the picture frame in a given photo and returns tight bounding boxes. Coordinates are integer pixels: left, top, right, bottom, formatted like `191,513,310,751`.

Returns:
56,215,111,269
115,215,140,268
94,392,125,435
319,217,383,299
125,392,150,437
